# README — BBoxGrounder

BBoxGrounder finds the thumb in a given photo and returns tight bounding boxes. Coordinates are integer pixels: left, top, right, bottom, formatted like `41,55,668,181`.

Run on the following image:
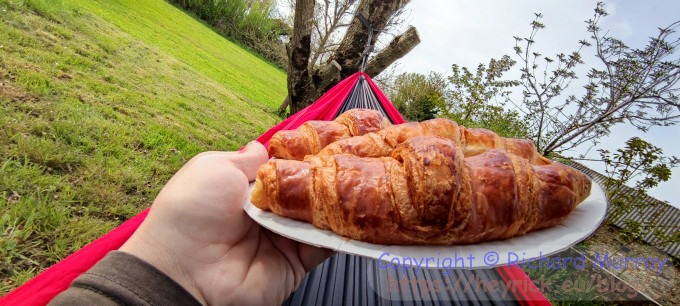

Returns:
226,141,269,181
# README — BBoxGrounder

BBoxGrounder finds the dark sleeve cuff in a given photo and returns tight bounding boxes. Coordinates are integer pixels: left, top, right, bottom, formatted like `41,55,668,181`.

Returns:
49,251,201,306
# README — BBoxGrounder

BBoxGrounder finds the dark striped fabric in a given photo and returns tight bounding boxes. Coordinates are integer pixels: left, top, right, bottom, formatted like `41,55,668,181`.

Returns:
334,75,393,123
284,253,520,306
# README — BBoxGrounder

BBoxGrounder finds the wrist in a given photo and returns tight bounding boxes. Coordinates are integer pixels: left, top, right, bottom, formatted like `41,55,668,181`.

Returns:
119,232,207,305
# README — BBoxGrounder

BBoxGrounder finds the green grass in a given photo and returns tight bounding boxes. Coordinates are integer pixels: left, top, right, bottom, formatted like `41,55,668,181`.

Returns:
522,248,612,305
521,244,655,305
0,0,286,293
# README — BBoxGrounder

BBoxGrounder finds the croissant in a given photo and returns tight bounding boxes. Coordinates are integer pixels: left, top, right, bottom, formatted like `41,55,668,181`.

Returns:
319,118,551,165
251,136,591,245
268,108,391,160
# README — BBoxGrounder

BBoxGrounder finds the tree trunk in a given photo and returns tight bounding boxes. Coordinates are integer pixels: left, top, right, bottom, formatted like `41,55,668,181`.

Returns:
313,0,410,94
281,0,418,115
287,0,315,114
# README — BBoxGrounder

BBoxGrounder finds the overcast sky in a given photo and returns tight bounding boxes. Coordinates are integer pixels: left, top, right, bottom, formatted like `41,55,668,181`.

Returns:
393,0,680,207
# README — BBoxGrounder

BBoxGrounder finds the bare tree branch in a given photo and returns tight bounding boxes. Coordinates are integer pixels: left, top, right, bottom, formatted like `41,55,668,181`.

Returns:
280,0,417,114
364,26,420,76
512,3,680,156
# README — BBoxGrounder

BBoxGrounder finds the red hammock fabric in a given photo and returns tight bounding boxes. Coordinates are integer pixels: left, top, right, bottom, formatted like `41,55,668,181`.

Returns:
496,265,552,305
2,72,548,305
254,72,405,147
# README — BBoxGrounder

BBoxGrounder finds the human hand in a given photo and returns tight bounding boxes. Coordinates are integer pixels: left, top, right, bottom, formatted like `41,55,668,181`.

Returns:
119,141,334,305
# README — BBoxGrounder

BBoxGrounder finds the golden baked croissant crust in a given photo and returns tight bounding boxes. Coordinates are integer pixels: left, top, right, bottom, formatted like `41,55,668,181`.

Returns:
320,119,551,165
269,111,550,165
251,136,591,245
267,108,391,160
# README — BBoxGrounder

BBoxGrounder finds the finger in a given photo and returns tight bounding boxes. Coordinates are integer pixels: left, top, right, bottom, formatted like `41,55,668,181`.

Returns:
226,141,269,181
261,229,334,274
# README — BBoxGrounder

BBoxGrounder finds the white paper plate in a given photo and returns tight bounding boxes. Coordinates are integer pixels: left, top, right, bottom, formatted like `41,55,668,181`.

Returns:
244,180,607,269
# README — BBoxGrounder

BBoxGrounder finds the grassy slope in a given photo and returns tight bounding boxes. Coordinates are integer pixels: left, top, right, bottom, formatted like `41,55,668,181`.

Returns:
0,0,286,293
